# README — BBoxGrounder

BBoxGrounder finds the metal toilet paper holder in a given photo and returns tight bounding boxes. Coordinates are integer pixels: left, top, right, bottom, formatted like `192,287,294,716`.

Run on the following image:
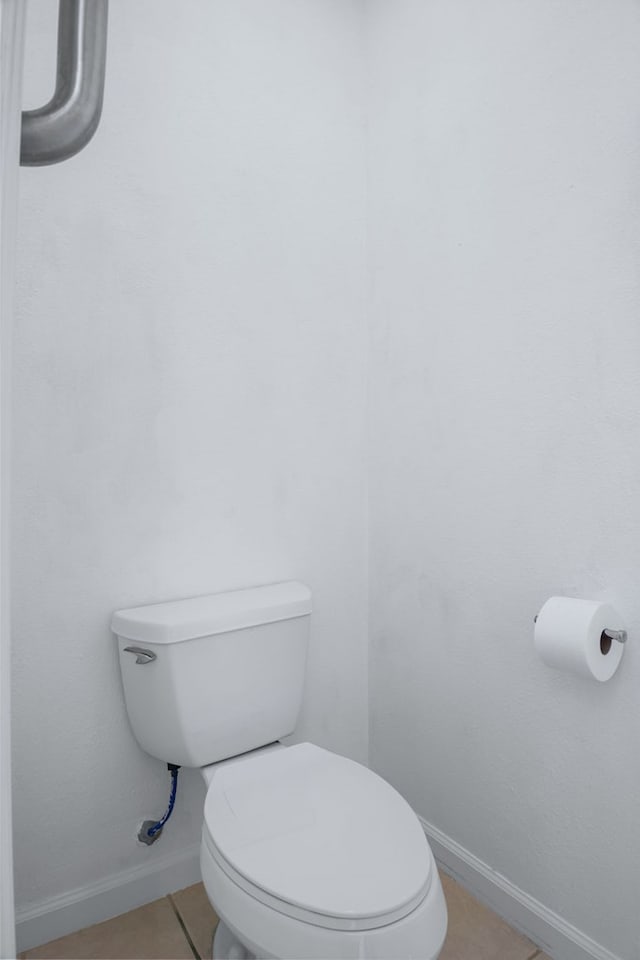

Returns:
533,614,627,644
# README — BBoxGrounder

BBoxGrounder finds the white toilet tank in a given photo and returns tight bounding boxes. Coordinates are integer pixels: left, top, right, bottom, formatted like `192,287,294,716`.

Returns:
112,582,311,767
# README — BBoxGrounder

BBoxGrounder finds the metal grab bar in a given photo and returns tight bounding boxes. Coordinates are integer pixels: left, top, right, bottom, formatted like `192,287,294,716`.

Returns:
21,0,108,166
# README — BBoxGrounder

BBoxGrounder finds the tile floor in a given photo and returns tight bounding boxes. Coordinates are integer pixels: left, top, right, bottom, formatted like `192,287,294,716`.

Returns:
21,874,552,960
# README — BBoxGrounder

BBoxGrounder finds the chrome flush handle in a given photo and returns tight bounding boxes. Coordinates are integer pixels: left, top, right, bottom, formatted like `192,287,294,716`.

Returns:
123,646,157,665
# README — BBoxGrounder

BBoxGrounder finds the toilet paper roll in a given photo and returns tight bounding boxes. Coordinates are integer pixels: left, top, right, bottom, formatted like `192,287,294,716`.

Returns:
534,597,625,682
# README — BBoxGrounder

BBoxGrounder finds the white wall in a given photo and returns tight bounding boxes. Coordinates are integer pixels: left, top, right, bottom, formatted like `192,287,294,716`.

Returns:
367,2,640,958
15,1,640,955
13,0,368,915
0,3,25,956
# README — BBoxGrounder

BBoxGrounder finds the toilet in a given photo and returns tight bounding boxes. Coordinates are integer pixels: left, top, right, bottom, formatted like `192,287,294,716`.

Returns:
112,581,448,960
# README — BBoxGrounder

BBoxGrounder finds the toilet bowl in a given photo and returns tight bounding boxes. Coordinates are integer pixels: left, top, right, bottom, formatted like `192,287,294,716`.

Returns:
113,582,448,959
199,743,447,960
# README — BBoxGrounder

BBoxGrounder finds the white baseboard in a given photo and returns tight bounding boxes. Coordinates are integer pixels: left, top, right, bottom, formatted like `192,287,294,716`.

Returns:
420,817,622,960
15,844,201,954
15,820,624,960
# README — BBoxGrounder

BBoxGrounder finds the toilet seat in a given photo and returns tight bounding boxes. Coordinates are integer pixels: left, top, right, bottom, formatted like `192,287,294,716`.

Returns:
202,742,432,932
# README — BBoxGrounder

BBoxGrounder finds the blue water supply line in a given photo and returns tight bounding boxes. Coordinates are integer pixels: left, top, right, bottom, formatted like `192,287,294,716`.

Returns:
139,764,180,844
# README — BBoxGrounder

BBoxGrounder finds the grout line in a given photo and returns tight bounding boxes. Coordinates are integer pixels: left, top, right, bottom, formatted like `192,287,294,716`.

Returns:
167,894,200,960
526,951,541,959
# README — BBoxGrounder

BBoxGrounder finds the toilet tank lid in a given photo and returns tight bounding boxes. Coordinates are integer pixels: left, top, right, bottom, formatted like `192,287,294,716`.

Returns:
111,581,312,645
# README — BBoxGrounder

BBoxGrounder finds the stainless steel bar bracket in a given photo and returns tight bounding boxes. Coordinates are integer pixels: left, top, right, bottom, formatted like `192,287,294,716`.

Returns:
21,0,109,166
534,614,628,644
